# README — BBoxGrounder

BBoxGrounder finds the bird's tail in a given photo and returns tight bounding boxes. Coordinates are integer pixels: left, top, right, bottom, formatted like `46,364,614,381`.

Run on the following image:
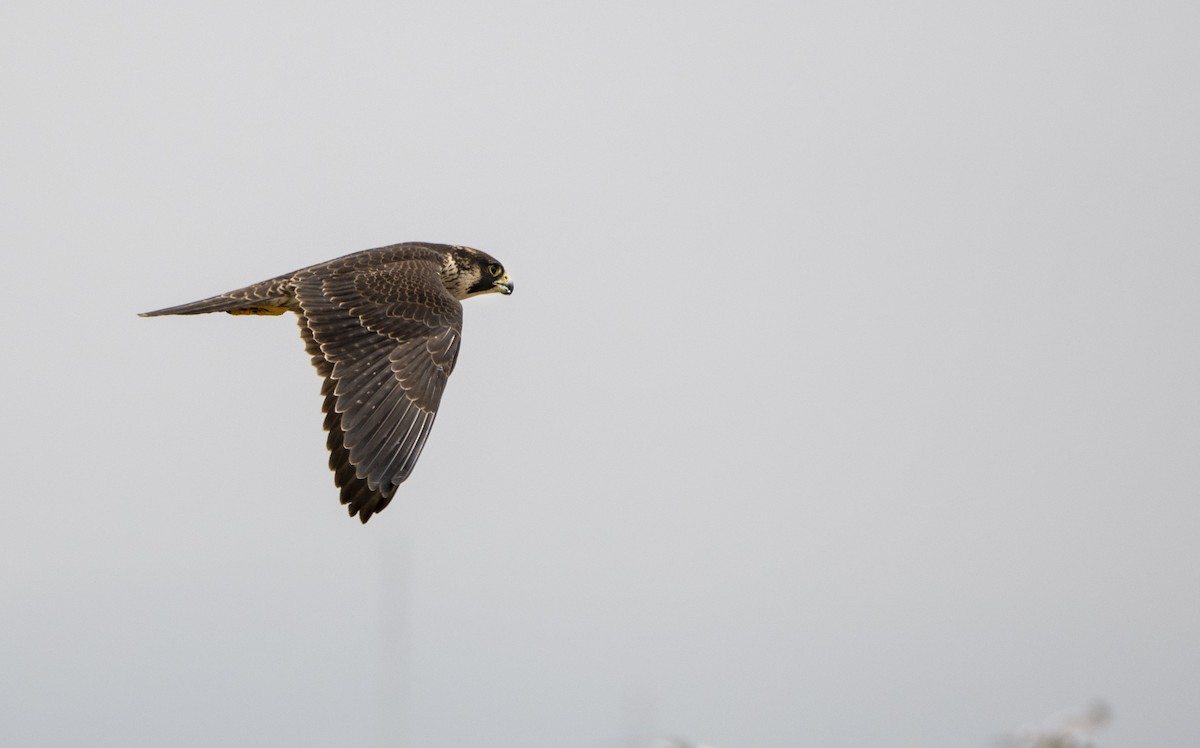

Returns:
140,279,295,317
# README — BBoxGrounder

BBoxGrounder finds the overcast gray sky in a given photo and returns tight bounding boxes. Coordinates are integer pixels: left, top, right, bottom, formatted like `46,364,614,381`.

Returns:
3,2,1198,746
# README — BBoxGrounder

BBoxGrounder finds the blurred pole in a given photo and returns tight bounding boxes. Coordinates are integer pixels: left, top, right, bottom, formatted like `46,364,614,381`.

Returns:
374,527,413,748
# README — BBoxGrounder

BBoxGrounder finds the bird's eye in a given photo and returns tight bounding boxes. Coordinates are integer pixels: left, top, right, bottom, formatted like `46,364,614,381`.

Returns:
488,264,502,277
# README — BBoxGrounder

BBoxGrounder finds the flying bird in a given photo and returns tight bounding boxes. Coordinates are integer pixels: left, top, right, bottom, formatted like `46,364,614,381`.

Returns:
141,242,513,523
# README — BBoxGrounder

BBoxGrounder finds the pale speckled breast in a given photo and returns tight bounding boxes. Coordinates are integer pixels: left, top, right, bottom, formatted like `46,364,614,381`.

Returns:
438,250,483,300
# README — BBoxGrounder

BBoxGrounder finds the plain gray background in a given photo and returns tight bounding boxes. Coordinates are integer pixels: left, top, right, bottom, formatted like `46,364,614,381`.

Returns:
2,2,1198,746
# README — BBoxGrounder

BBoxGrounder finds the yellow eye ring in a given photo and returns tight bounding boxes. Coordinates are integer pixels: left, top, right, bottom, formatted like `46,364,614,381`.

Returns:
488,264,502,277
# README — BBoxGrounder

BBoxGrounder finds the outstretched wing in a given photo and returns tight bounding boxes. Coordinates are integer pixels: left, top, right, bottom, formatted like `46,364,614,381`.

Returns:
294,255,463,522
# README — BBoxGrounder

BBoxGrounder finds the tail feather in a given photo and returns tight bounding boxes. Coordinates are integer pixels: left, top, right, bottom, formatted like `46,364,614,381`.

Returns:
140,294,263,317
140,278,296,317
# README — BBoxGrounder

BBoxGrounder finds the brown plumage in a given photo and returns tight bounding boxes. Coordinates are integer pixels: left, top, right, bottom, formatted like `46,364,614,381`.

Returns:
141,242,513,522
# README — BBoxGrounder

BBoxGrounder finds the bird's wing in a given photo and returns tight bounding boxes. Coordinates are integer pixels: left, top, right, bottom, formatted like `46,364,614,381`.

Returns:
294,257,463,522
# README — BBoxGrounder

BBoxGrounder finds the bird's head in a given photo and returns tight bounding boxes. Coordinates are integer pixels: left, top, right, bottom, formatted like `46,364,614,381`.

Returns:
444,245,514,300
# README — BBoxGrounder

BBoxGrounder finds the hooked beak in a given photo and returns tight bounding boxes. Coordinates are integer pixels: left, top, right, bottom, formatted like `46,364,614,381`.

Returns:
493,274,514,295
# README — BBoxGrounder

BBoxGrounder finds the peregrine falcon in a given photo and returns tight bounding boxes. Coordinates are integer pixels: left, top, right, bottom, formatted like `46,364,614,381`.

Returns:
141,242,513,523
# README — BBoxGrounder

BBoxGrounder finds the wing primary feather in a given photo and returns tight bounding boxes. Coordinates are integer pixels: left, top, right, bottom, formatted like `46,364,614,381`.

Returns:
358,399,420,486
374,411,431,490
345,384,411,454
341,373,398,433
